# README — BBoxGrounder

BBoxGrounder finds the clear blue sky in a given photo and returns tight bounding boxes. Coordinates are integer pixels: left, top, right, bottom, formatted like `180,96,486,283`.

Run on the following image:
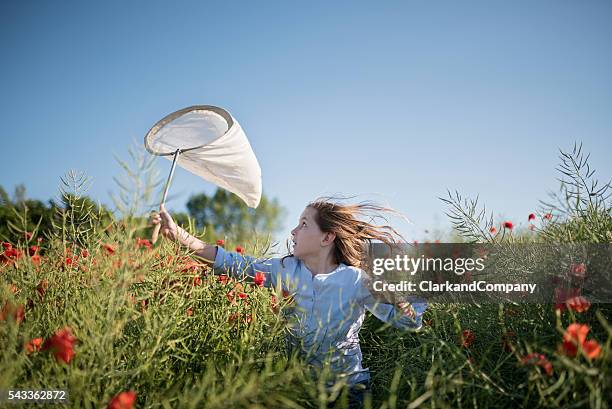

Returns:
1,1,611,243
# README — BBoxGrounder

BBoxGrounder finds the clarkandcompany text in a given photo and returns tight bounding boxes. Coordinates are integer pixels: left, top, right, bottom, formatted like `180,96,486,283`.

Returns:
373,280,538,294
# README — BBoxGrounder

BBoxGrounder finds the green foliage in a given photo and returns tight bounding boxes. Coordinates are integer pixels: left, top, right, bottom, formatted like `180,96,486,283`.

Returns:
51,170,114,248
0,184,56,243
186,188,285,244
441,143,612,245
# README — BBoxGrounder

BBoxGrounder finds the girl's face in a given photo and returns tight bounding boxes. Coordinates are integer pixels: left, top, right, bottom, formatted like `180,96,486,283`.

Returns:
290,207,326,259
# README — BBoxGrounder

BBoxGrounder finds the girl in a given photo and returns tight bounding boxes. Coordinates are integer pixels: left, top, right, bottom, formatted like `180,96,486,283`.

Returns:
151,198,427,408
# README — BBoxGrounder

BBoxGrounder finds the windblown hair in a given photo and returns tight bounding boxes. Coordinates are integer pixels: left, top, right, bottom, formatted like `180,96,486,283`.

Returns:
283,196,408,269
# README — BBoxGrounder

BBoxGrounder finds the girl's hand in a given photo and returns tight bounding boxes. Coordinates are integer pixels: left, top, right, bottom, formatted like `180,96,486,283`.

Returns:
150,204,178,241
397,302,416,320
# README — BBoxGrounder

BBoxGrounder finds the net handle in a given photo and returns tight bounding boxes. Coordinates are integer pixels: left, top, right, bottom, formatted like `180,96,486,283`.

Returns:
152,148,181,244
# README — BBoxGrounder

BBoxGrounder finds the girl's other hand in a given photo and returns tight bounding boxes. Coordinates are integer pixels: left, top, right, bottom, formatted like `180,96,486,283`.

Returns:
397,302,416,319
150,204,179,241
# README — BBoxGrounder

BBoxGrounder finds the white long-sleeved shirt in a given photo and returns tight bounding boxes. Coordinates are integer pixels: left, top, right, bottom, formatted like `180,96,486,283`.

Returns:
213,246,428,385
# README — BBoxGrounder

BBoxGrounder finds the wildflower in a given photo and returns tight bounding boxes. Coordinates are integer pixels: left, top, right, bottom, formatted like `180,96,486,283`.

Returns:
582,339,602,359
521,352,553,376
235,246,244,254
28,245,38,256
216,239,225,246
103,243,116,255
25,337,43,354
528,213,536,221
503,221,513,230
136,238,152,249
238,292,248,300
566,296,591,313
107,391,136,409
42,327,77,364
254,271,266,287
489,226,497,234
554,287,581,312
81,249,89,258
2,242,12,249
460,329,475,348
561,323,590,357
569,263,586,279
543,213,552,220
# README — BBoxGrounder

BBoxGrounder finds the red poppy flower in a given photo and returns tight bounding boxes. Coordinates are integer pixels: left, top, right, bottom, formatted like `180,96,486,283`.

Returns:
554,287,581,312
521,352,553,376
528,213,536,221
503,221,513,230
582,339,602,359
28,245,38,256
81,249,89,258
103,243,116,255
460,329,475,348
566,296,591,313
136,238,152,249
107,391,136,409
238,292,248,300
254,271,266,287
569,263,586,279
543,213,552,220
561,323,590,357
31,254,41,265
42,327,77,364
25,337,43,354
216,239,225,246
489,226,497,234
235,246,244,254
3,247,23,262
2,242,12,250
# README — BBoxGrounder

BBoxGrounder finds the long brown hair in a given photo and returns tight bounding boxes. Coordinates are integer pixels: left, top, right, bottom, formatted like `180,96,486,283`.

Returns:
283,196,408,269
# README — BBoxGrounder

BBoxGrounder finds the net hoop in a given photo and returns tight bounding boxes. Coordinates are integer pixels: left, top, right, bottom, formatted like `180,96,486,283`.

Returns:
144,105,235,156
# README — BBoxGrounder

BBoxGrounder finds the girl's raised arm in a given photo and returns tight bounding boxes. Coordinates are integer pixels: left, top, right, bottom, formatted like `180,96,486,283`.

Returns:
150,204,217,266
